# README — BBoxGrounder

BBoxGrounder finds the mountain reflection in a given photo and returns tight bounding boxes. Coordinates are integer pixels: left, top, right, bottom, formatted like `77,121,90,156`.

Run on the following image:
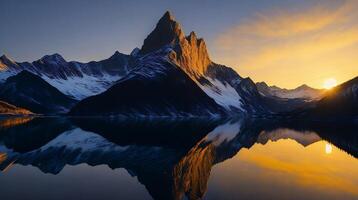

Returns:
0,117,357,200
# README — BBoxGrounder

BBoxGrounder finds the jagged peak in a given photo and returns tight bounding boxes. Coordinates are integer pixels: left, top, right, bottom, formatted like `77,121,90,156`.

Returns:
130,48,140,57
109,51,127,59
162,10,175,21
140,11,185,54
0,54,20,70
140,11,213,76
40,53,66,63
256,81,269,88
0,54,9,60
0,54,16,63
187,31,197,41
296,84,312,90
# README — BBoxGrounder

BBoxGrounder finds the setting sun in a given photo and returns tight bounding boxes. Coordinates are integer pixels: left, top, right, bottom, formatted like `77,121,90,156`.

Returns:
325,143,333,154
323,78,338,89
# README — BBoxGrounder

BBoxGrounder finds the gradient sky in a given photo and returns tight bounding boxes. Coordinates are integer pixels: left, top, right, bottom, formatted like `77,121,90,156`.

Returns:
1,0,357,89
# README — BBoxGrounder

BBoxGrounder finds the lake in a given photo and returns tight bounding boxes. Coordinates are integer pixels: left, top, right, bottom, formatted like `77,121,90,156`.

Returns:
0,117,357,200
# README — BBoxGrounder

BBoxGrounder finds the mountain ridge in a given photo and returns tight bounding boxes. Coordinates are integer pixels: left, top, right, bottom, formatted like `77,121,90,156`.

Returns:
256,81,325,100
0,70,77,114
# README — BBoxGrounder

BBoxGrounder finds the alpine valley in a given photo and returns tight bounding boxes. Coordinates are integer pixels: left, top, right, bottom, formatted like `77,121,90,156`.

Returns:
0,11,357,118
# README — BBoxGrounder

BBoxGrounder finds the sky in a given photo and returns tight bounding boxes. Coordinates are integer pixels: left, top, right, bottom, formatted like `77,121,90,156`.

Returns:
1,0,357,89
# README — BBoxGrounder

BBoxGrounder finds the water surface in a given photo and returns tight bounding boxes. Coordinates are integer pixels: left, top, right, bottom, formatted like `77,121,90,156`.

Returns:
0,117,357,200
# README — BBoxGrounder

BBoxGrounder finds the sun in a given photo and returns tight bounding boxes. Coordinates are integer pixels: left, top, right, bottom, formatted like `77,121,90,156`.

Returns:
325,143,332,154
323,78,337,89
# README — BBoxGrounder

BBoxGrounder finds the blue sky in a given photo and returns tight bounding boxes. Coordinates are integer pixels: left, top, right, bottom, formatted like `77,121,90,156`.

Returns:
0,0,314,61
1,0,355,88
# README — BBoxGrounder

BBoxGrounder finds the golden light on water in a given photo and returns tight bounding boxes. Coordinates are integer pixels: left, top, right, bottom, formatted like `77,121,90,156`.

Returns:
323,78,338,89
232,139,358,196
325,143,333,154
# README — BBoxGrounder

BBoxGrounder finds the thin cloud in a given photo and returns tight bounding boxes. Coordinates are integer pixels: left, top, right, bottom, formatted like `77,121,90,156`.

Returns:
213,0,358,88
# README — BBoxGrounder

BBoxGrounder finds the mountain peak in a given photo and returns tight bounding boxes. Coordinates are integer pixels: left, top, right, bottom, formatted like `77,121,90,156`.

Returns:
0,54,20,70
0,54,9,60
140,11,185,54
40,53,66,64
0,54,15,63
187,31,197,42
109,51,126,59
163,10,175,21
297,84,311,89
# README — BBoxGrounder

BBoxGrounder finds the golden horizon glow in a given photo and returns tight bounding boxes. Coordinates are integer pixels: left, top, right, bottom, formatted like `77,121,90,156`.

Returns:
325,143,333,154
234,139,358,196
323,78,338,89
213,0,358,89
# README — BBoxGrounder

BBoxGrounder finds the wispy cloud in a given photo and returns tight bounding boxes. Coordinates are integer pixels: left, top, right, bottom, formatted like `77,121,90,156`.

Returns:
213,0,358,88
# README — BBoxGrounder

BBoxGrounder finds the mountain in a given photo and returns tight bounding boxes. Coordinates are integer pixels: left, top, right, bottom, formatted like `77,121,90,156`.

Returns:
307,76,358,117
256,82,325,100
0,52,131,100
0,71,77,114
1,11,315,117
0,101,32,115
70,11,283,116
69,48,225,117
257,128,321,147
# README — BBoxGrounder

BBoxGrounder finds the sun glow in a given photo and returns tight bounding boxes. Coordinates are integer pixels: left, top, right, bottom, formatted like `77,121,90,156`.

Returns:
325,143,333,154
323,78,338,89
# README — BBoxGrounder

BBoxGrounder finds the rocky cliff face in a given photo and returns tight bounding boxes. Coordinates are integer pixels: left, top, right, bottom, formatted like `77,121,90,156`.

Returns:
141,11,211,77
0,101,33,115
140,11,185,54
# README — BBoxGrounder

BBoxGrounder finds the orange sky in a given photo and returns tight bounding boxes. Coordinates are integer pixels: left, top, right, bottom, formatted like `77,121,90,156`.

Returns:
212,0,358,89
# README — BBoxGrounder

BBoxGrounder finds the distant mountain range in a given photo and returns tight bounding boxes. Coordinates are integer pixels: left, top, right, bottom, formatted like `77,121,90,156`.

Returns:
305,77,358,118
256,82,325,100
0,11,357,118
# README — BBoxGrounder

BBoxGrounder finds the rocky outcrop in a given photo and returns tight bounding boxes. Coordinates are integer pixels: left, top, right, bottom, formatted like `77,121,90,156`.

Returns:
140,11,185,54
0,101,33,115
140,11,212,77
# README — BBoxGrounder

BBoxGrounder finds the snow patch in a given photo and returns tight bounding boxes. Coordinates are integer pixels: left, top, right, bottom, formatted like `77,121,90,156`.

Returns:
42,73,121,100
204,121,242,146
39,128,128,152
198,78,243,111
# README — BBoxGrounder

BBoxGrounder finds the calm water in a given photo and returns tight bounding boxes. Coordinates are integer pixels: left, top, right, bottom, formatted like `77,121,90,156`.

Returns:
0,117,357,200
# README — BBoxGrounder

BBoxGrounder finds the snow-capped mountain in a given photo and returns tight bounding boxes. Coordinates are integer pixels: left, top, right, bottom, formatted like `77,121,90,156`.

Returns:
70,11,277,116
0,11,317,116
256,82,325,100
0,71,77,114
69,47,226,117
0,52,131,100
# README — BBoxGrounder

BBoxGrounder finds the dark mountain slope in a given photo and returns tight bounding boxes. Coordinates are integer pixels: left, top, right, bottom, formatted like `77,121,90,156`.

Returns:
69,49,225,117
309,76,358,117
0,71,77,114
